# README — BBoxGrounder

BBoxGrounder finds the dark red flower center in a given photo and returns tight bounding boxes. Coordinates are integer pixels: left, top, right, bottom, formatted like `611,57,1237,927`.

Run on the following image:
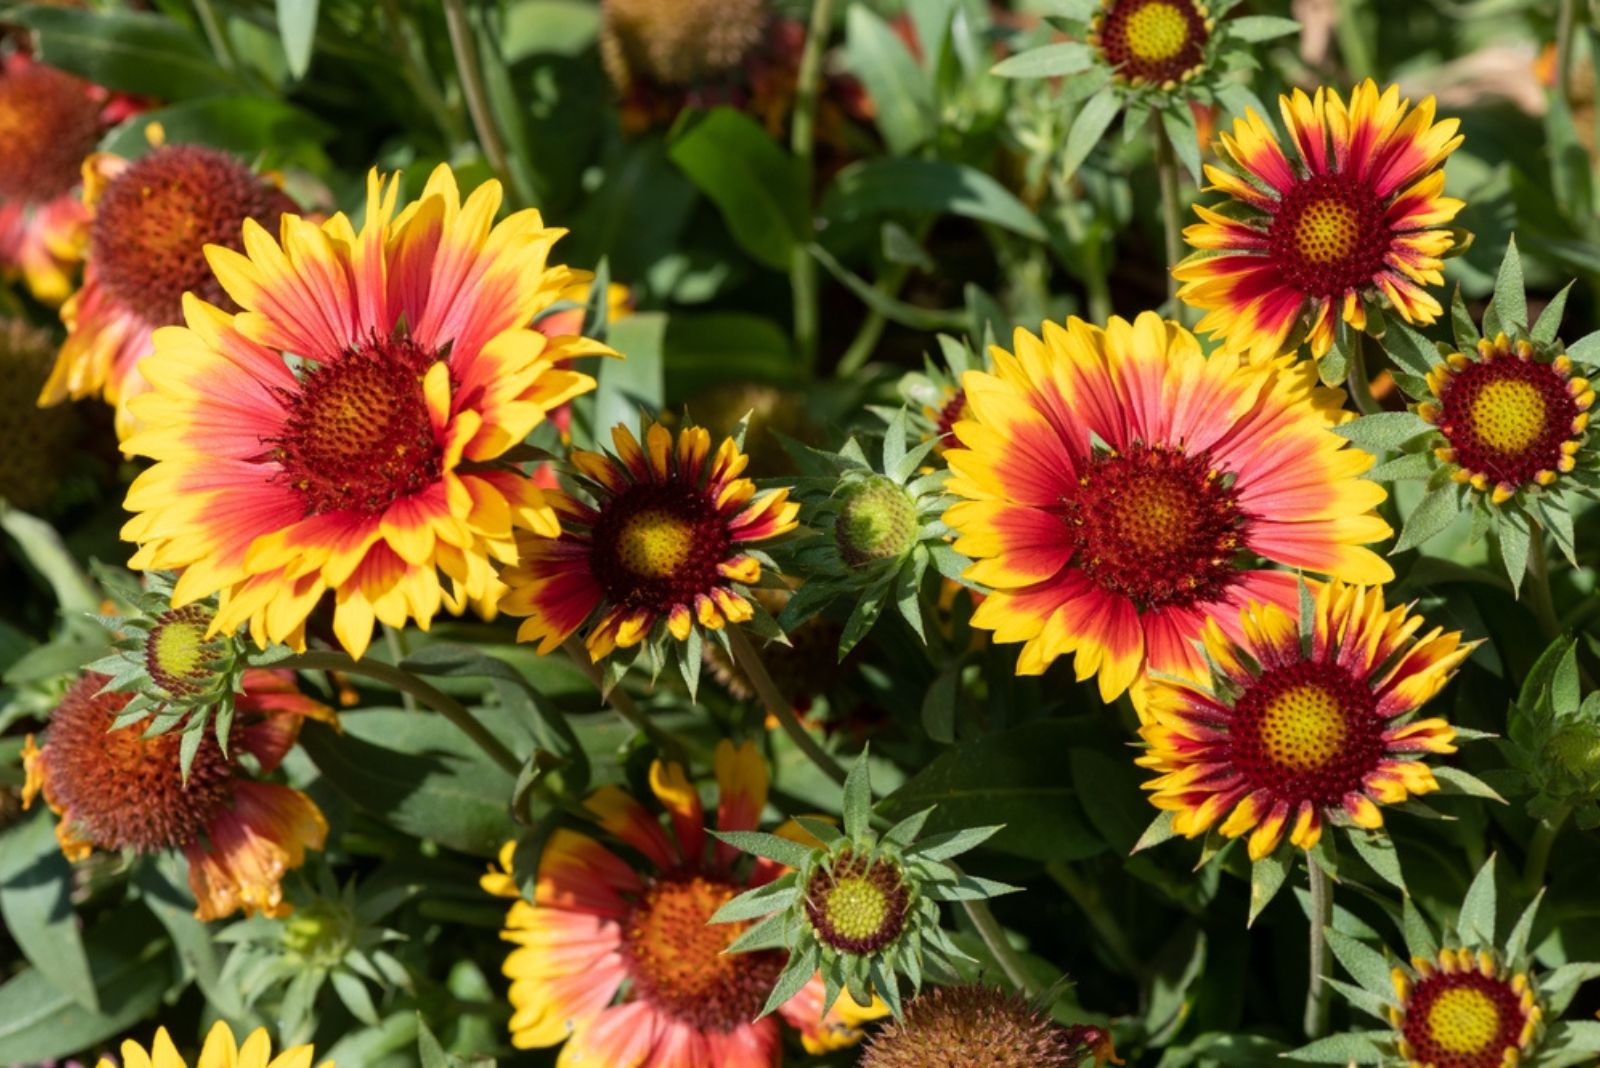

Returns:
0,61,101,202
1063,442,1247,611
1401,968,1530,1068
1266,173,1393,298
1227,659,1386,806
268,333,446,517
39,674,235,852
804,847,911,955
934,388,969,449
620,874,784,1032
1436,353,1579,488
589,481,731,612
1095,0,1209,85
90,145,297,326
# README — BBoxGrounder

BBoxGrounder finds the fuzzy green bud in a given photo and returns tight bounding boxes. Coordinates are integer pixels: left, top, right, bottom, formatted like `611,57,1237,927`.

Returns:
836,477,918,568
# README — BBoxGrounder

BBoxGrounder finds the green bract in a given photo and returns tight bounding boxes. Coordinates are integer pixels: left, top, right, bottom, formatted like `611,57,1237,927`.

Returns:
1504,637,1600,830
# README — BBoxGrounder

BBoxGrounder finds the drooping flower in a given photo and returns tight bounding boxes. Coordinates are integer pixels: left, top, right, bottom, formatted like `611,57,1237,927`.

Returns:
0,52,108,304
119,164,605,659
1088,0,1213,89
22,669,331,919
1137,580,1472,860
500,419,799,662
0,317,81,511
942,312,1393,703
93,1022,329,1068
859,984,1122,1068
38,144,298,438
481,739,883,1062
1174,80,1465,362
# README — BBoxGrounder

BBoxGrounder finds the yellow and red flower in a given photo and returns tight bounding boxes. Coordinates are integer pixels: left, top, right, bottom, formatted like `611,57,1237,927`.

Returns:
96,1021,330,1068
39,144,299,439
501,420,799,661
1174,80,1465,362
119,164,605,659
1389,949,1541,1068
22,669,331,920
1420,332,1594,504
1137,580,1472,859
482,739,882,1062
0,52,112,304
942,312,1393,703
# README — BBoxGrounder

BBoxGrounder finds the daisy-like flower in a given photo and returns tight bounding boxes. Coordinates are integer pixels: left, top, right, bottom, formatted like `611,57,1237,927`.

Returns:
0,52,110,304
1174,80,1466,362
38,143,298,438
1087,0,1214,89
1388,949,1541,1068
95,1022,328,1068
860,985,1121,1068
481,739,883,1063
500,419,799,662
942,312,1394,703
22,668,331,919
119,164,604,659
1137,580,1473,860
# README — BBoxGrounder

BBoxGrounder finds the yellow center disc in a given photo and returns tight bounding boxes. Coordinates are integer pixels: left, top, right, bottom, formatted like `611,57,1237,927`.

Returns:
1295,199,1360,264
1426,986,1502,1054
617,509,694,578
1125,2,1190,61
1469,378,1546,455
1260,683,1347,772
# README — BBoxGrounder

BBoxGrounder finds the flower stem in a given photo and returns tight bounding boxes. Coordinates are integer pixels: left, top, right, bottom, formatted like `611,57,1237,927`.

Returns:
1047,862,1143,977
192,0,238,73
1303,856,1333,1039
441,0,516,200
954,871,1039,997
1555,0,1578,105
727,627,848,785
789,0,836,375
1525,533,1561,640
1154,123,1185,315
1521,804,1570,895
277,650,522,776
1347,333,1382,415
560,637,686,762
378,0,468,145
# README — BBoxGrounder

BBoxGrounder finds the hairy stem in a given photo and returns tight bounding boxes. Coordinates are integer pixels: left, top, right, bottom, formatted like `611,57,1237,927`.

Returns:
192,0,238,73
1521,805,1570,895
560,637,685,761
954,871,1039,997
1525,534,1562,640
727,627,848,785
1555,0,1577,105
1347,333,1382,415
1303,857,1333,1039
441,0,516,198
1154,123,1185,314
788,0,837,375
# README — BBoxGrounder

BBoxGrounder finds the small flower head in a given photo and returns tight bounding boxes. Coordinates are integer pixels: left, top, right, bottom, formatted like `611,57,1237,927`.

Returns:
1504,638,1600,829
0,54,102,205
860,984,1123,1068
1088,0,1213,88
804,844,912,955
1390,949,1540,1068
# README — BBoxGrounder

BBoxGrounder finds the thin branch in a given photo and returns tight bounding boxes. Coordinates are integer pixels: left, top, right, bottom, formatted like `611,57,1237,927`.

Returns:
561,637,686,762
727,626,847,785
441,0,516,197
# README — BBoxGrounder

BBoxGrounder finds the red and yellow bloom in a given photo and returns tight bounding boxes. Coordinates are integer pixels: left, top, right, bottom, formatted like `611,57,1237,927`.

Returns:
1175,80,1465,362
943,312,1393,703
501,420,799,661
1389,949,1542,1068
23,669,331,920
483,740,882,1063
96,1021,330,1068
120,164,604,658
1137,581,1471,859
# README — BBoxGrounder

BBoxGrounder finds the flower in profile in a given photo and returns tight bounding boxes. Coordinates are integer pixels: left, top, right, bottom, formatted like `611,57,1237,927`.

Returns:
0,318,81,511
1297,856,1600,1067
1137,580,1473,861
942,312,1393,703
481,739,883,1062
38,143,298,438
23,668,332,919
0,52,108,304
500,418,799,662
94,1022,329,1068
1175,80,1466,362
119,164,605,659
860,984,1122,1068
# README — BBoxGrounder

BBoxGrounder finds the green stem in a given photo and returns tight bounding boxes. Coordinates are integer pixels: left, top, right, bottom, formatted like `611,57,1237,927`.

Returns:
1154,123,1185,315
834,263,911,377
788,0,836,375
441,0,516,198
1555,0,1578,104
378,0,468,146
727,627,848,785
560,637,686,762
1525,534,1561,640
192,0,238,73
1304,857,1333,1039
277,650,521,776
382,625,416,712
1347,333,1382,415
1521,805,1570,895
955,874,1039,996
1047,862,1143,977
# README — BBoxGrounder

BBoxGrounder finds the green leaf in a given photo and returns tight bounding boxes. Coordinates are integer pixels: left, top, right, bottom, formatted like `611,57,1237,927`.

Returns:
760,942,820,1018
1568,329,1600,365
418,1016,451,1068
669,109,806,271
1070,747,1152,854
1133,810,1178,853
1248,850,1292,926
842,747,875,840
99,97,334,160
1451,286,1479,351
824,158,1047,241
276,0,319,79
1496,510,1531,596
711,830,816,869
711,877,799,924
1393,484,1462,553
905,824,1003,861
136,859,255,1024
1224,15,1304,41
1062,87,1121,181
1333,412,1432,452
921,665,960,744
1161,105,1203,185
1382,319,1443,376
1401,895,1438,961
1432,766,1507,803
845,6,932,154
990,41,1094,78
0,811,97,1013
1325,929,1395,999
1284,1032,1387,1063
1490,235,1527,334
595,312,666,435
1532,282,1573,344
1457,855,1498,945
1504,890,1543,964
1346,830,1405,892
8,5,241,100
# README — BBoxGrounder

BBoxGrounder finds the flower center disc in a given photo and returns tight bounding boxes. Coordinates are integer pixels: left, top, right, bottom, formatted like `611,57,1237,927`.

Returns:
269,334,444,517
1438,355,1579,487
1228,661,1385,805
590,483,731,611
617,509,695,578
1402,969,1529,1068
1267,176,1391,297
1097,0,1209,84
0,62,101,203
805,848,911,955
146,605,220,697
1063,443,1246,611
89,145,297,326
621,875,783,1031
39,674,235,852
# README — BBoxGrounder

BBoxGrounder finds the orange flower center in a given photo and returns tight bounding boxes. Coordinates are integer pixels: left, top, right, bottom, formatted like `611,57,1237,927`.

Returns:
1436,350,1578,488
805,848,911,955
0,61,100,203
1267,176,1391,298
617,509,696,578
38,674,235,852
89,145,297,326
590,481,731,614
1095,0,1209,85
621,875,784,1031
1401,967,1531,1068
1227,661,1385,806
1063,442,1247,611
268,333,445,517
